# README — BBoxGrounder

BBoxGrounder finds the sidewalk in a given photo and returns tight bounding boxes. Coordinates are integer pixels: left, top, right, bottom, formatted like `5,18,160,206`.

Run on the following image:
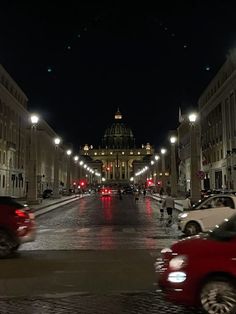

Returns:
22,194,87,217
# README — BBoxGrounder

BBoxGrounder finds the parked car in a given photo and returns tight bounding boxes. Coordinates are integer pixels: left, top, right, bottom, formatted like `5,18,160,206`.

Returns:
155,213,236,313
0,196,36,257
42,189,53,199
178,194,236,236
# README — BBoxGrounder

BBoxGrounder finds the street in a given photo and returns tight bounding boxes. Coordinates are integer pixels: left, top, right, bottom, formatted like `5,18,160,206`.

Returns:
0,194,201,313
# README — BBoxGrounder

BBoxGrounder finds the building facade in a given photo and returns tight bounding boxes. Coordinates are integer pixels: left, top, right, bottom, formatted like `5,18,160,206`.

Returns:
0,65,29,197
199,49,236,190
80,110,154,185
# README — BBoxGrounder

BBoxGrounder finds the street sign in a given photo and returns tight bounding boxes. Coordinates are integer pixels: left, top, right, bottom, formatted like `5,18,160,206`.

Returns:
196,170,205,180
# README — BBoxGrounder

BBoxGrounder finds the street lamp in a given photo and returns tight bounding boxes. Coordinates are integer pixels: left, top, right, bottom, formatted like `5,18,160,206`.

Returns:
53,137,61,198
66,149,72,193
169,136,177,196
27,114,39,204
161,148,167,191
188,112,201,203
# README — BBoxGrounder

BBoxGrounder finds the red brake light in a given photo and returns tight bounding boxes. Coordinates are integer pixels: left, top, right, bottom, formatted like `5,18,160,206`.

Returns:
15,209,29,219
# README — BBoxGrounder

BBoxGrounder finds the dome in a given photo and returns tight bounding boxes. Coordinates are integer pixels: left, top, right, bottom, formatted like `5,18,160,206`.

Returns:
101,109,135,149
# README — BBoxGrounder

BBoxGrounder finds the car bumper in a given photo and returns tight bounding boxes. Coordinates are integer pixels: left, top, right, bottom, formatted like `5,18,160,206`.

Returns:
19,225,37,244
155,259,197,306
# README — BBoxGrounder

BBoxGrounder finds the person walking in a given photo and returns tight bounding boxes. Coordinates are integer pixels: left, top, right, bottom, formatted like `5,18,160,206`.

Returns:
143,188,146,198
134,189,139,202
162,192,175,226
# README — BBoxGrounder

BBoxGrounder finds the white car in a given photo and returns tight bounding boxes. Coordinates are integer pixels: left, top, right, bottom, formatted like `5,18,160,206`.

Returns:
178,194,236,236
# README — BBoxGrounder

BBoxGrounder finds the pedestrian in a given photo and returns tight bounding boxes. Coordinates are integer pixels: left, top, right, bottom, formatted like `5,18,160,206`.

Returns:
162,192,175,226
182,194,192,211
143,188,146,197
160,187,164,196
118,188,122,200
134,189,139,202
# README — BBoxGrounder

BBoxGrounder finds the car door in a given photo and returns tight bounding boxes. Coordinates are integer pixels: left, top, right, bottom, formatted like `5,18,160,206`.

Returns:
202,196,235,230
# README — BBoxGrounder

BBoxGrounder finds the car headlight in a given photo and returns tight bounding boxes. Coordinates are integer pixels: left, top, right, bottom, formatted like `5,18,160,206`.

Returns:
178,213,188,219
168,272,187,283
161,247,172,254
169,255,188,270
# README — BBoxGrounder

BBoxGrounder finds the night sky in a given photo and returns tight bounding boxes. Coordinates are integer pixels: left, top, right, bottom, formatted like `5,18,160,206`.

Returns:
0,1,236,151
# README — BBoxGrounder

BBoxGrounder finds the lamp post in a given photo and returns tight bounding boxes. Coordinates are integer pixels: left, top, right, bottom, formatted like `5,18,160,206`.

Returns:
73,155,79,191
27,114,39,204
169,136,177,196
53,137,61,198
188,112,201,203
160,148,167,191
66,149,72,193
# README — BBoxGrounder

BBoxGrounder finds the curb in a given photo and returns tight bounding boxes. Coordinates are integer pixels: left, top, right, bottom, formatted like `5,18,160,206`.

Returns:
33,195,85,217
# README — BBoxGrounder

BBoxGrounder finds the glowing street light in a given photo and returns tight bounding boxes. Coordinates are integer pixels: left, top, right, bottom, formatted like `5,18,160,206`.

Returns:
188,112,201,202
169,135,177,196
27,114,40,204
53,137,61,198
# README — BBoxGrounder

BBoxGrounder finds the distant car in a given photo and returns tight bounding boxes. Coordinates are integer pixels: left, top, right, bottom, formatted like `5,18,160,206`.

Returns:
122,186,133,194
178,194,236,236
155,213,236,313
42,189,53,199
0,196,36,257
100,188,111,197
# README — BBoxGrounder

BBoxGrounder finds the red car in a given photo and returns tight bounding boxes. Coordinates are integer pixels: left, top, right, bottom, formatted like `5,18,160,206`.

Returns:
100,187,112,197
0,196,36,258
155,214,236,313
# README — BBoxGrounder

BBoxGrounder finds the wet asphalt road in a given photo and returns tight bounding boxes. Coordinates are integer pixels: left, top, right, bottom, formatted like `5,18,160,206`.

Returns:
0,194,202,313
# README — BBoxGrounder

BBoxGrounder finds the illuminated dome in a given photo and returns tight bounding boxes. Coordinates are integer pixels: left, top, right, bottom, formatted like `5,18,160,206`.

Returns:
101,109,135,149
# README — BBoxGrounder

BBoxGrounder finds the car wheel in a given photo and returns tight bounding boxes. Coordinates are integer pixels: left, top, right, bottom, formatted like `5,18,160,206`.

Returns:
200,277,236,314
0,230,14,258
184,221,201,236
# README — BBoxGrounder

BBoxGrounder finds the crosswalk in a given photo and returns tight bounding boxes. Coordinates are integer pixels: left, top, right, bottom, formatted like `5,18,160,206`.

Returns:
21,224,180,251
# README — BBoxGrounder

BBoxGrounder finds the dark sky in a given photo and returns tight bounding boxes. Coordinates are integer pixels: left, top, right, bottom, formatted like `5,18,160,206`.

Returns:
0,1,235,151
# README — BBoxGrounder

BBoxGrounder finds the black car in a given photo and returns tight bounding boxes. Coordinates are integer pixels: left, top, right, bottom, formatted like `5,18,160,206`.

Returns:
122,186,133,194
42,189,53,199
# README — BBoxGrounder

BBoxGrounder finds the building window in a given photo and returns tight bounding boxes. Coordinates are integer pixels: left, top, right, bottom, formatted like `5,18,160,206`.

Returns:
3,175,5,188
3,151,6,164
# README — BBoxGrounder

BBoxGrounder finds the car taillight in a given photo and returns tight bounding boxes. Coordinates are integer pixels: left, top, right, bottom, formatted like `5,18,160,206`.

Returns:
15,209,29,219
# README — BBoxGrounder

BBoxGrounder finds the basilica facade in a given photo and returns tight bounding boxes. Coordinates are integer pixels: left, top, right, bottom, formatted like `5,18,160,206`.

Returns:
80,109,154,185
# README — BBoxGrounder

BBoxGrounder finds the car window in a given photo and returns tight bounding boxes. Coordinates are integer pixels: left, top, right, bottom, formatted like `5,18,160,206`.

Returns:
199,196,234,209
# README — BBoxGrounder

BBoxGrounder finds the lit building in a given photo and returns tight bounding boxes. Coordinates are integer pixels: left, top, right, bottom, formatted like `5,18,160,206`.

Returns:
199,49,236,190
0,64,28,197
80,109,154,185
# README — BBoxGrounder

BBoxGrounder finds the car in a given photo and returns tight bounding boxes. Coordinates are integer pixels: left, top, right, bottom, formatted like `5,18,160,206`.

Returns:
100,187,111,197
155,213,236,313
122,186,133,194
178,194,236,236
42,188,53,199
0,196,36,257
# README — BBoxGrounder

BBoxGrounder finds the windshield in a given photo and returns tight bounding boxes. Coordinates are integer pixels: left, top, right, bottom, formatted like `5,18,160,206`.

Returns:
209,214,236,240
